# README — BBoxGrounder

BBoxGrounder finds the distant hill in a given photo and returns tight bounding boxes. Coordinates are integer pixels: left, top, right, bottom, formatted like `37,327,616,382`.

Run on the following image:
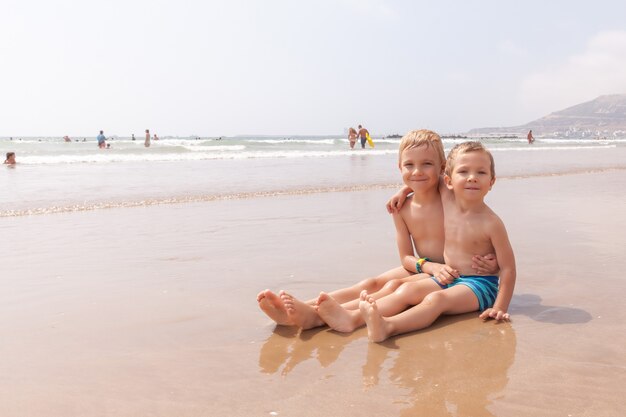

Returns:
468,94,626,138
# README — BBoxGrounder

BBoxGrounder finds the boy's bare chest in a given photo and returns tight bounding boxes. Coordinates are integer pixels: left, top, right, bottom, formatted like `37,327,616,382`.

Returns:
445,214,491,250
407,203,443,231
405,204,445,257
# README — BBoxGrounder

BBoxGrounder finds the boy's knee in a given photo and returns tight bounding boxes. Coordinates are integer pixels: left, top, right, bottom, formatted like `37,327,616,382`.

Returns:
395,282,414,296
423,291,445,306
382,279,403,291
359,277,379,292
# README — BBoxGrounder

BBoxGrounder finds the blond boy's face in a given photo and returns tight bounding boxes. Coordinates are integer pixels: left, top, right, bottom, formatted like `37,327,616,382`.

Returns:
399,144,443,193
445,151,495,199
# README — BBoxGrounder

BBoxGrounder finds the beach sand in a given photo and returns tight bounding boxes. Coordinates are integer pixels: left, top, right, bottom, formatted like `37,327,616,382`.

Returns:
1,169,625,416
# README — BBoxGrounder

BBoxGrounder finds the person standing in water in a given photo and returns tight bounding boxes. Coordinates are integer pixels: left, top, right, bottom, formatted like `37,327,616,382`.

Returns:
145,129,151,148
527,130,535,144
357,124,369,149
97,130,107,149
348,127,357,149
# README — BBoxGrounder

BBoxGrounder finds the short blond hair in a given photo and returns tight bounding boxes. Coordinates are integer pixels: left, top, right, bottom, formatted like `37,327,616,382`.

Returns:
445,141,495,178
398,129,445,167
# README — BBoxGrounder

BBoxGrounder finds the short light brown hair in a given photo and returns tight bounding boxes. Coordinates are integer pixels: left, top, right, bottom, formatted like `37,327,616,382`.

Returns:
398,129,445,167
445,141,495,178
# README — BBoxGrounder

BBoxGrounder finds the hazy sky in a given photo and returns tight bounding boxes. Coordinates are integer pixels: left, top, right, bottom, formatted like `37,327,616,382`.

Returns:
2,0,626,136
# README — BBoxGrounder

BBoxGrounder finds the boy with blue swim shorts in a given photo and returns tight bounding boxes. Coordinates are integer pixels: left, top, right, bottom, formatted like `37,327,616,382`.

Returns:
358,141,517,342
430,275,499,312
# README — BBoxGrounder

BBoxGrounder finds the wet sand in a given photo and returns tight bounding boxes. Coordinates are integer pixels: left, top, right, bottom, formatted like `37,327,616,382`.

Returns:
1,170,625,416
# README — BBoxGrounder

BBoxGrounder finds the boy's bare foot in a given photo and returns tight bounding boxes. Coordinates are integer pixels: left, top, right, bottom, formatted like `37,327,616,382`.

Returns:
257,289,292,326
359,290,393,343
316,292,362,333
280,290,325,330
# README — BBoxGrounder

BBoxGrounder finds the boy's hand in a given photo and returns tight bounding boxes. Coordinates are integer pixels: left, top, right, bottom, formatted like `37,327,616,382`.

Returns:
432,265,459,285
479,308,510,321
386,190,408,213
472,254,499,275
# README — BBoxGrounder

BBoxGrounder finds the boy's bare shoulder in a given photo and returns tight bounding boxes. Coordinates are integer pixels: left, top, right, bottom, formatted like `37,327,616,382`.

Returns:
398,195,426,217
393,195,413,223
399,194,415,210
483,205,507,232
398,194,442,224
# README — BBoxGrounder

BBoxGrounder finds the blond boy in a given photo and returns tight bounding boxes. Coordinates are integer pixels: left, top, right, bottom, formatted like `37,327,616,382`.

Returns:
359,141,516,342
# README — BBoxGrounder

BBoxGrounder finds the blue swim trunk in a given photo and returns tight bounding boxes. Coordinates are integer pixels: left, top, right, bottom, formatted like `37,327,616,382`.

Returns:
431,275,499,311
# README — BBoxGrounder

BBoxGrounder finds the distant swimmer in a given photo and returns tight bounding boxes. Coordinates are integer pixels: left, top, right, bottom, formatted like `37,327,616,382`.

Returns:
357,124,369,149
153,133,159,141
527,129,535,145
132,133,136,141
63,135,71,142
348,127,357,149
97,130,107,149
145,129,151,148
4,152,16,165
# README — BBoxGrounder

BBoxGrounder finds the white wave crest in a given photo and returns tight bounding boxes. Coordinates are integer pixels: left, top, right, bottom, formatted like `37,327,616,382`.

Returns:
244,139,337,145
17,148,396,165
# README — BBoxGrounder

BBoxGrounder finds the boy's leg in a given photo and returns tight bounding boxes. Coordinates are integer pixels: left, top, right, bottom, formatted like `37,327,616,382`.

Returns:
374,279,444,317
339,273,431,311
312,266,412,305
261,266,412,328
360,285,479,342
317,277,439,333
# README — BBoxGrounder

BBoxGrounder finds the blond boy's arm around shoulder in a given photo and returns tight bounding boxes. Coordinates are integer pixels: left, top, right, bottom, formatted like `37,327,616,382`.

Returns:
386,185,412,214
480,216,516,322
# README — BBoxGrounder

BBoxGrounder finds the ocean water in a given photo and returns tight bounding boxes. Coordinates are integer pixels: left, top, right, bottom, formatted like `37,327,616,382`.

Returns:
2,135,625,216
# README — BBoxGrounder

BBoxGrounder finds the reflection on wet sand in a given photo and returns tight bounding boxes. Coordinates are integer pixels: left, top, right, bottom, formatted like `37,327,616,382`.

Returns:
258,326,361,376
259,312,517,416
363,313,517,417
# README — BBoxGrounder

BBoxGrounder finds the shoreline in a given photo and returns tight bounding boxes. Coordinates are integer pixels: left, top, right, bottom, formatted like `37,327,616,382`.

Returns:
3,166,626,218
3,142,626,214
